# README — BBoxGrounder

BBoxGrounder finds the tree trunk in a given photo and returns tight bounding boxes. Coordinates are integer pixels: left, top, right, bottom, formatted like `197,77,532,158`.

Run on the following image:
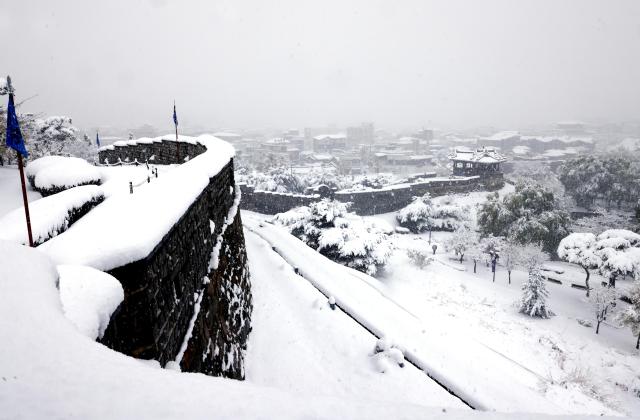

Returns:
460,254,464,263
609,274,616,288
636,331,640,350
583,266,590,297
596,320,601,334
508,270,511,284
473,260,477,273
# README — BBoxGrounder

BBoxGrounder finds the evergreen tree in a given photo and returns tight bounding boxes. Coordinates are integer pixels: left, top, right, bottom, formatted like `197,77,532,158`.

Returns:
520,268,550,318
518,244,551,318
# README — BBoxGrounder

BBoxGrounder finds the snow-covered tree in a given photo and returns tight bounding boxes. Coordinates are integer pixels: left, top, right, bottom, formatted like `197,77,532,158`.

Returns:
446,226,477,263
396,194,434,233
274,199,393,276
500,241,520,285
559,154,640,210
557,233,601,296
617,281,640,349
593,229,640,287
29,116,90,159
590,284,617,334
520,268,551,318
317,218,393,276
478,181,571,254
396,194,470,234
518,243,551,318
430,198,471,232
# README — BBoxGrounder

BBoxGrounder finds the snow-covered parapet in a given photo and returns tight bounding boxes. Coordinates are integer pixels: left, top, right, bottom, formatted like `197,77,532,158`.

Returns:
0,185,104,246
98,134,208,166
42,135,234,270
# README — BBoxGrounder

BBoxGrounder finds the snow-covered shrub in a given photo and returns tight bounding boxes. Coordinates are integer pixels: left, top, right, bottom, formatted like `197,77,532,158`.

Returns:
32,157,102,196
25,155,71,188
396,194,434,233
274,199,393,276
617,281,640,349
557,232,601,296
406,245,433,269
0,185,104,246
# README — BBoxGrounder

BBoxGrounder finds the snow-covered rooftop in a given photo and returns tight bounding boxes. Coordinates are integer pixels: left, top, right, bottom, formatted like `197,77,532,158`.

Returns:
313,133,347,141
449,147,507,163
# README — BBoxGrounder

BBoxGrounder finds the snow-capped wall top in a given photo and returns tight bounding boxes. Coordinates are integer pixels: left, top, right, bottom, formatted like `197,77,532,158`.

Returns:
98,134,206,151
41,134,235,271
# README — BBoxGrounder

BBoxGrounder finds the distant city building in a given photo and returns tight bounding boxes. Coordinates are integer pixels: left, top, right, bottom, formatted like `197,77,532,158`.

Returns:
312,134,347,153
414,128,434,142
346,123,374,144
449,147,507,177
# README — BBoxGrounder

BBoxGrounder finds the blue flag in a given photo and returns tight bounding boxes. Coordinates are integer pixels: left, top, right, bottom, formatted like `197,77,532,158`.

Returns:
5,93,28,157
173,103,178,126
96,132,100,147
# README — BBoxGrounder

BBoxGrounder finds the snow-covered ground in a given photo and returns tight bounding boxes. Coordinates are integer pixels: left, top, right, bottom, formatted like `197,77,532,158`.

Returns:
0,166,41,216
244,229,468,409
243,210,639,416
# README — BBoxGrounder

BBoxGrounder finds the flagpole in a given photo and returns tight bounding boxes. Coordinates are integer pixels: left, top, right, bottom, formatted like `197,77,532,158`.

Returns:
5,76,34,247
174,100,180,162
16,153,34,247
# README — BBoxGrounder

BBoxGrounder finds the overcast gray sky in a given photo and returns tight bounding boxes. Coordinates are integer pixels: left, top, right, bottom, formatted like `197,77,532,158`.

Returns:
2,0,640,131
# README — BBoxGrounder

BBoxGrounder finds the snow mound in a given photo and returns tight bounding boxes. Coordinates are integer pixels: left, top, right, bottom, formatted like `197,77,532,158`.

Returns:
25,156,78,181
33,157,102,194
0,185,104,245
58,264,124,339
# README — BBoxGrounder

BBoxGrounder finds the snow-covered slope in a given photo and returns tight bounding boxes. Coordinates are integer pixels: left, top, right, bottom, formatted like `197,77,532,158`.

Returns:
244,230,467,409
242,211,617,416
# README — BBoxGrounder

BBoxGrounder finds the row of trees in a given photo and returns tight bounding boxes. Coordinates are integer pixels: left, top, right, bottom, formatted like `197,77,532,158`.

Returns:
559,154,640,210
237,167,396,195
557,230,640,292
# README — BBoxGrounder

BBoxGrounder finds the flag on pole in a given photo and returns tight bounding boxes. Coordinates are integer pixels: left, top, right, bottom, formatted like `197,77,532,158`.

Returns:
96,132,100,147
173,102,178,127
6,90,28,157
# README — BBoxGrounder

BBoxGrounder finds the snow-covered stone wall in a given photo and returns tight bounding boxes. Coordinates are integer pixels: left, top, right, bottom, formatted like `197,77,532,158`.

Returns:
241,173,504,216
99,159,252,379
239,184,319,214
98,137,207,166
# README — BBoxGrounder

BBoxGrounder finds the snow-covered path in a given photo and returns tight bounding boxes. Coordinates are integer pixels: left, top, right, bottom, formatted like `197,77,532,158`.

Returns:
244,228,468,409
242,211,616,416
